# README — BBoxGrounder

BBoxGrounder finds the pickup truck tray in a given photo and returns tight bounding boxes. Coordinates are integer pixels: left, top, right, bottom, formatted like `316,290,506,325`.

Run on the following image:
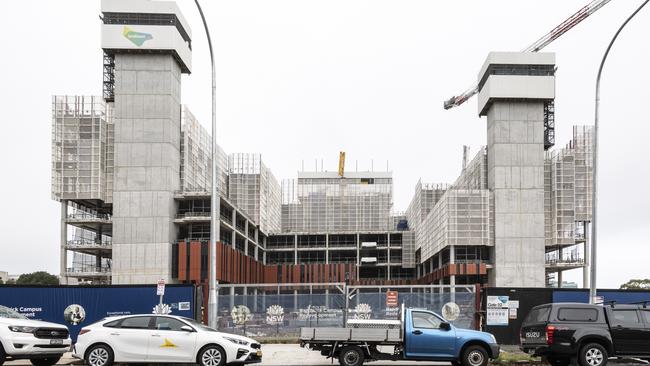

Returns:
300,327,402,343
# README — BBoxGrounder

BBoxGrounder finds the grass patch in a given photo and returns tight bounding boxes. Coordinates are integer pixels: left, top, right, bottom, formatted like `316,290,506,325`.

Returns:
492,351,542,365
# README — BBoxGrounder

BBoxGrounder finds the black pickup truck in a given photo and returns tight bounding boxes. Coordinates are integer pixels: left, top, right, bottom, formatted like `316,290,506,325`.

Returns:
520,302,650,366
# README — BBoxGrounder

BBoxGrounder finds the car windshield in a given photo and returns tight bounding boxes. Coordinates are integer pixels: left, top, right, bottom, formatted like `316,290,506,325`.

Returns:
0,305,28,319
181,317,218,332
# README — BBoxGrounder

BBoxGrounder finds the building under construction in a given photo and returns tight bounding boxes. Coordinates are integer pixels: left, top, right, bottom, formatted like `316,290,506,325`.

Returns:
51,0,594,289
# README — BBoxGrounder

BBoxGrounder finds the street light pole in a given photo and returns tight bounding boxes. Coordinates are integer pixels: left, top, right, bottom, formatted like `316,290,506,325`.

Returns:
193,0,220,327
590,0,649,304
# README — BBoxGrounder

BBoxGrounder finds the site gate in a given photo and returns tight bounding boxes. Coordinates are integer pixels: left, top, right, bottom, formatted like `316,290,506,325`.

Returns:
213,283,478,339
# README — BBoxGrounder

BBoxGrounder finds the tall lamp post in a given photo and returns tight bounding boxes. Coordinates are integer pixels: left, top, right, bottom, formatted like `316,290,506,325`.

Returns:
193,0,220,327
590,0,649,304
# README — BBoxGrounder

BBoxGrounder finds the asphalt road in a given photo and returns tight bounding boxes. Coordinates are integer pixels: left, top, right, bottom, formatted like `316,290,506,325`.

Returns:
4,344,646,366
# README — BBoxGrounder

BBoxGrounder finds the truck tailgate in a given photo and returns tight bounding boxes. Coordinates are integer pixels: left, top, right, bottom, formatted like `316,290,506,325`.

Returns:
300,327,402,342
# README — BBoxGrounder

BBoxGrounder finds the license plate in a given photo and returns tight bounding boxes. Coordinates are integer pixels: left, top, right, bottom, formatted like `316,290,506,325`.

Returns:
50,339,64,345
256,350,262,357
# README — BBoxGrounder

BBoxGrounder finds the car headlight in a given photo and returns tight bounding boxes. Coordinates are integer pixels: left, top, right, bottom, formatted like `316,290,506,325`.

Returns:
224,336,249,346
9,326,36,333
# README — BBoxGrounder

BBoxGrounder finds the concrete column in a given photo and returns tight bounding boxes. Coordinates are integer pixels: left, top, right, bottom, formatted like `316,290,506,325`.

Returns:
356,233,360,281
231,211,236,249
294,234,298,265
325,289,330,308
438,254,443,294
486,101,546,287
60,200,68,285
244,221,249,255
293,290,298,310
583,221,590,288
478,52,554,288
557,270,563,288
254,228,259,259
449,245,456,302
111,54,182,284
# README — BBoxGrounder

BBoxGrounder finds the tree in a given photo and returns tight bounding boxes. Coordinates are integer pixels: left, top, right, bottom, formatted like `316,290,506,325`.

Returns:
620,279,650,289
15,272,59,286
0,278,3,284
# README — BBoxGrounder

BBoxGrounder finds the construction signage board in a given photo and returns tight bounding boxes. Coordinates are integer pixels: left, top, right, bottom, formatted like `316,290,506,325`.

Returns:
386,291,398,308
486,295,509,326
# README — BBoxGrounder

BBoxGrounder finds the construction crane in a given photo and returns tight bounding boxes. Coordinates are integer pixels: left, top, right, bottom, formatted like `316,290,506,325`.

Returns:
443,0,612,110
338,151,346,177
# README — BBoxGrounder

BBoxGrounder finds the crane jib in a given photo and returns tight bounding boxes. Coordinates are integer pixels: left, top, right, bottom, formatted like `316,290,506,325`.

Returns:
444,0,612,110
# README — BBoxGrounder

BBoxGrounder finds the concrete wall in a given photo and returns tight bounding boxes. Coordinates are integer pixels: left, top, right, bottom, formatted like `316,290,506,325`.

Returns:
111,54,182,284
487,101,546,287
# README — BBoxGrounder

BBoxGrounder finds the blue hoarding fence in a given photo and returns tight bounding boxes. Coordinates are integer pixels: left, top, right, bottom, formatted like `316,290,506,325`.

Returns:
0,284,197,342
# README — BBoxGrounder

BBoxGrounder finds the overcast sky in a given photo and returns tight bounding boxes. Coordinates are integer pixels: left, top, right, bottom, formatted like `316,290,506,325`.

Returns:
0,0,647,288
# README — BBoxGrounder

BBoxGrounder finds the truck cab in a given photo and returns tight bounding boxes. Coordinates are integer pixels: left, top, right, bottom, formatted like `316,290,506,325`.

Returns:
404,309,499,364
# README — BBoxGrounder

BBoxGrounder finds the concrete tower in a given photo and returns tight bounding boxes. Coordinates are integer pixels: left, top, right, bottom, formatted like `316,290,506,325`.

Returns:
478,52,556,287
101,0,192,283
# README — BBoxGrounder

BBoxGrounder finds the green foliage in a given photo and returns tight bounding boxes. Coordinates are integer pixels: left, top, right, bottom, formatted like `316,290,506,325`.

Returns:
15,271,59,286
620,279,650,289
0,278,3,284
492,351,540,365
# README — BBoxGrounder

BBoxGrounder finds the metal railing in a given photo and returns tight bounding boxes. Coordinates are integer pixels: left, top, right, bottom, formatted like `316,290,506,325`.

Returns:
176,211,211,219
545,257,585,265
66,267,111,275
66,239,112,247
67,212,111,220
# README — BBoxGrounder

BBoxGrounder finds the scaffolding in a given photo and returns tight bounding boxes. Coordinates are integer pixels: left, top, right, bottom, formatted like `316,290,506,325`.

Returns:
572,126,593,221
281,172,393,233
51,96,113,203
453,147,488,190
228,153,282,234
179,106,228,196
417,189,490,262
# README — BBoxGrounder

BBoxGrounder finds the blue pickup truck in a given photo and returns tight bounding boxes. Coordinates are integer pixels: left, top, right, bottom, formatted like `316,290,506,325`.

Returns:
300,306,500,366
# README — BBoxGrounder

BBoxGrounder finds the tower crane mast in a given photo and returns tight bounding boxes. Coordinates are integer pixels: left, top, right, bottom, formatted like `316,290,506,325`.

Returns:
443,0,613,110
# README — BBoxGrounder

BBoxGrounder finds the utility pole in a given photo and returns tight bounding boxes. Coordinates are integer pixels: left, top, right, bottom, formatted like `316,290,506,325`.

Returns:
193,0,220,327
590,0,649,303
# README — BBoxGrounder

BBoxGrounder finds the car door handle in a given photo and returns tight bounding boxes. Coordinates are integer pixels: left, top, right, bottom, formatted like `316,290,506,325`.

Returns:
110,333,120,336
151,334,161,337
412,330,423,335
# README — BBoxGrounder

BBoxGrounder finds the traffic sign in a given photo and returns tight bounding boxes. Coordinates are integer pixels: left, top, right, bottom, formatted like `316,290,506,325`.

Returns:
156,279,166,296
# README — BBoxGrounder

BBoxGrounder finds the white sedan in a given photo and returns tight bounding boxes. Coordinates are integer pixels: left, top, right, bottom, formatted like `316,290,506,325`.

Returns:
73,315,261,366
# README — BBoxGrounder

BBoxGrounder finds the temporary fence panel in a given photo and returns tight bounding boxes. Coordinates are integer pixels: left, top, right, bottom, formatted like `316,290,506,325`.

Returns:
214,284,476,338
0,285,196,341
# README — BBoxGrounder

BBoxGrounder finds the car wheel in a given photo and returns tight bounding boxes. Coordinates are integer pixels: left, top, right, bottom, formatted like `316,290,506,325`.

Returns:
0,345,5,366
85,344,114,366
579,343,608,366
461,345,489,366
30,357,61,366
198,345,226,366
338,346,365,366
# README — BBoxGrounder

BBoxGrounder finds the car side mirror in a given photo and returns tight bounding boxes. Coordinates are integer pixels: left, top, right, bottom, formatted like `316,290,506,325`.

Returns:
440,322,451,331
180,325,194,332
